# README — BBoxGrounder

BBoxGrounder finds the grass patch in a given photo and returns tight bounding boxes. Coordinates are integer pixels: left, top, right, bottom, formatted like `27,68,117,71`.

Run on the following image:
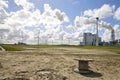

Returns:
28,45,120,50
0,44,120,51
0,44,25,51
79,46,120,50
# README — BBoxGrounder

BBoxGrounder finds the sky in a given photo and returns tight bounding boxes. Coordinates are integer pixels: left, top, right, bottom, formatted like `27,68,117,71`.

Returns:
0,0,120,45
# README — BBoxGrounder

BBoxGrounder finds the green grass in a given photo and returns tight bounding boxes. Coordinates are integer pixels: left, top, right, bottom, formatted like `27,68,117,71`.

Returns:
0,44,25,51
26,45,120,50
75,45,119,50
0,44,120,51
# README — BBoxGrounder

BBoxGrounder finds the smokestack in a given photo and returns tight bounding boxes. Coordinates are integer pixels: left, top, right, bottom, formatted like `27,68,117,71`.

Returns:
111,29,115,41
96,17,99,46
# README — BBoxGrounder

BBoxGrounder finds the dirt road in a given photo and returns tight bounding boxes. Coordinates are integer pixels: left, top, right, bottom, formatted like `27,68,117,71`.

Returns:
0,47,120,80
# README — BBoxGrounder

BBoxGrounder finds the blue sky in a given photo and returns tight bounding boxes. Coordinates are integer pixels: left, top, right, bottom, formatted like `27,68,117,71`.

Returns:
0,0,120,44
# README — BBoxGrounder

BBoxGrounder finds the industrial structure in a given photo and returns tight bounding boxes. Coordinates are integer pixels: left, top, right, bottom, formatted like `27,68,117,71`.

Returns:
82,31,119,46
111,29,115,41
83,33,101,46
82,17,116,46
95,17,115,46
116,39,120,45
96,17,99,46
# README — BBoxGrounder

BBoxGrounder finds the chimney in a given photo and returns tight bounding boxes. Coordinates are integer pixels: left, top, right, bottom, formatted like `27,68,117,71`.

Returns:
111,29,115,41
96,17,99,46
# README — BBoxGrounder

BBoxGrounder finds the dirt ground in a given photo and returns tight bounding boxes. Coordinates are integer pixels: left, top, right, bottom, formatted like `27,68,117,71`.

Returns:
0,47,120,80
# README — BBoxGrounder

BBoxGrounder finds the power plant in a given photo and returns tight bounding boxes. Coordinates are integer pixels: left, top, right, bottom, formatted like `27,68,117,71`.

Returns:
82,28,120,46
82,17,119,46
83,33,101,46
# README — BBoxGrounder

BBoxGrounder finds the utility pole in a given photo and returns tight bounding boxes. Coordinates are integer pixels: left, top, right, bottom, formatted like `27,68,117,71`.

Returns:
37,30,40,45
0,23,4,44
96,17,99,46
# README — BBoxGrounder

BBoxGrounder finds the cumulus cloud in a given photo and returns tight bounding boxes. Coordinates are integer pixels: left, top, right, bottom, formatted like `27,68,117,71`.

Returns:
1,1,70,44
0,0,37,44
41,4,69,29
14,0,34,10
74,16,96,27
0,29,9,39
0,0,8,9
84,4,115,19
102,29,111,41
6,9,33,29
55,9,69,22
114,7,120,20
67,25,76,32
0,0,8,24
113,25,120,39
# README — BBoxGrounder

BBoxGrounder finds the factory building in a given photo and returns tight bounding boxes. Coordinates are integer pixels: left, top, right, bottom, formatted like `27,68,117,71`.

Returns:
116,39,120,46
83,33,101,46
111,39,120,46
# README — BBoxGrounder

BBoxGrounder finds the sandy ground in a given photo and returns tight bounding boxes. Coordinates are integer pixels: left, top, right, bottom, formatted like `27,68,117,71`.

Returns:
0,47,120,80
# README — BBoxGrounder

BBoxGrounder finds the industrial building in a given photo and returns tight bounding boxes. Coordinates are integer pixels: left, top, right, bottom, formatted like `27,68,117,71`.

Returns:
82,32,120,46
83,33,101,46
109,39,120,46
116,39,120,46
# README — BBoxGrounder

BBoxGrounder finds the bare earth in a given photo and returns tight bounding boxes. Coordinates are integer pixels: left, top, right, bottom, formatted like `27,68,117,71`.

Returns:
0,47,120,80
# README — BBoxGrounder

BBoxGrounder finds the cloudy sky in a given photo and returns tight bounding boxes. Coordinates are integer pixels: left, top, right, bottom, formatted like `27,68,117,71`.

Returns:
0,0,120,45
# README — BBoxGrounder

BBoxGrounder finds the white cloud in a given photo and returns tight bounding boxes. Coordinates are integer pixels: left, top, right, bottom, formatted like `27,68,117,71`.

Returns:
7,29,29,42
67,25,76,32
113,25,120,39
114,7,120,20
0,0,8,24
114,24,119,31
6,9,32,29
74,16,97,29
14,0,34,10
54,9,69,22
41,4,69,29
84,4,115,19
0,0,8,9
102,29,111,41
1,2,70,44
0,0,38,44
43,4,69,23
